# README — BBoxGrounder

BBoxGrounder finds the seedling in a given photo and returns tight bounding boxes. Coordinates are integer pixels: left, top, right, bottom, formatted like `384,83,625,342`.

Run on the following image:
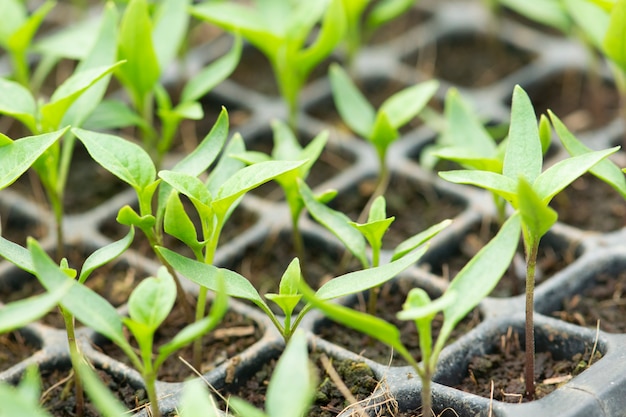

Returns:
299,179,450,314
191,0,346,128
439,85,620,399
329,63,438,217
157,226,436,343
26,238,226,417
106,0,242,165
342,0,416,65
73,109,306,369
300,213,521,417
0,3,122,260
233,120,329,268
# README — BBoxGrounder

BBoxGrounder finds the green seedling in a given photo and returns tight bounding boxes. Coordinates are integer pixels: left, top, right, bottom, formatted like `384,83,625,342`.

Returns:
104,0,242,165
329,63,439,218
300,214,521,417
342,0,416,65
191,0,346,128
26,238,227,417
73,110,306,369
157,228,435,343
439,85,620,399
234,120,329,269
0,3,121,260
422,88,550,224
300,179,450,314
0,230,133,417
0,0,55,88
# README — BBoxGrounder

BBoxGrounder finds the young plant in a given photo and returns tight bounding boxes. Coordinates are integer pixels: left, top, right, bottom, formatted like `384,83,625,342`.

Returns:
300,214,522,417
0,228,133,417
329,63,439,217
422,88,550,224
233,120,329,268
0,3,121,260
191,0,346,128
438,85,620,399
299,179,450,314
342,0,416,65
105,0,242,165
26,238,227,417
73,109,306,369
156,224,439,343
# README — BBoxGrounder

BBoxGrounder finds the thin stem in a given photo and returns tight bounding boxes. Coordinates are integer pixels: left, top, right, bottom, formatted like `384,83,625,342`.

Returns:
366,244,381,315
357,155,390,224
60,306,84,417
421,375,433,417
11,50,30,88
144,372,160,417
524,241,539,400
193,285,208,370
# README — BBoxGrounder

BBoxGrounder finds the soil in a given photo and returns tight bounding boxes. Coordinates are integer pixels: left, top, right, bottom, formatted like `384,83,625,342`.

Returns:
213,350,380,417
39,367,144,417
553,269,626,334
0,331,40,372
97,307,262,382
0,201,47,245
422,219,578,298
522,70,620,132
367,7,432,45
403,31,535,87
550,174,626,233
452,327,603,403
326,173,466,249
316,279,481,366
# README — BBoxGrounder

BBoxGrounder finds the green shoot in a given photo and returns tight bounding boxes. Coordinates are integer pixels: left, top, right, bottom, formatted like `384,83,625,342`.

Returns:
191,0,346,128
329,63,438,218
438,85,620,399
300,213,521,417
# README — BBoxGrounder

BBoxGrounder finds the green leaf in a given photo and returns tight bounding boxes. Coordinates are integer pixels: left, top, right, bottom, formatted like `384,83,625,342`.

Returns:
205,133,246,195
156,247,271,311
0,368,50,417
0,129,66,189
79,227,134,284
159,171,213,208
229,398,268,417
315,245,428,301
72,128,156,191
392,219,452,261
549,110,626,199
266,258,303,316
41,61,125,131
438,170,518,203
178,380,221,417
533,146,620,203
266,331,317,417
7,0,55,54
116,0,160,109
0,281,71,333
518,178,557,240
503,85,542,183
563,0,610,50
380,79,439,129
0,235,34,272
298,0,345,75
329,63,375,138
116,205,156,231
538,114,552,156
370,111,399,158
152,0,189,71
127,267,176,331
32,15,100,60
0,77,37,132
76,361,128,417
499,0,571,32
164,192,201,250
366,0,415,30
27,238,127,348
299,180,368,267
181,37,242,103
0,0,26,45
213,160,306,215
397,288,456,321
603,0,626,72
82,99,147,130
433,147,502,172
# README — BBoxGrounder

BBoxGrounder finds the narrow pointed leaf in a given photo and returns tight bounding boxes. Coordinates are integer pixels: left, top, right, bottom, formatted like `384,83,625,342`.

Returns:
603,0,626,72
518,178,557,240
127,267,176,331
380,80,439,129
76,361,128,417
178,380,221,417
164,192,201,250
438,170,517,203
152,0,189,71
392,219,452,261
0,236,34,272
329,63,375,138
0,78,37,132
79,227,134,284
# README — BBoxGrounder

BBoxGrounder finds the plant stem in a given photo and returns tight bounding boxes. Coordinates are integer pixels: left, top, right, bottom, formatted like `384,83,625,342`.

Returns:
357,156,390,224
421,375,433,417
145,372,160,417
524,241,539,400
60,306,84,417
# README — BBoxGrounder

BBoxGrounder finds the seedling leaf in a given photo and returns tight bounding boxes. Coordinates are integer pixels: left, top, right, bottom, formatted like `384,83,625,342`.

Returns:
128,267,176,332
518,178,557,240
79,227,135,284
603,0,626,72
329,63,375,137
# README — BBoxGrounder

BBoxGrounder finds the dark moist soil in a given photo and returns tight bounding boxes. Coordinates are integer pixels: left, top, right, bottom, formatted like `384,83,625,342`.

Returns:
549,173,626,232
403,32,535,87
452,328,602,403
553,269,626,334
39,367,144,417
522,70,620,132
422,219,578,298
0,331,40,372
326,173,466,249
316,279,481,366
215,351,379,417
97,307,262,382
0,201,47,245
